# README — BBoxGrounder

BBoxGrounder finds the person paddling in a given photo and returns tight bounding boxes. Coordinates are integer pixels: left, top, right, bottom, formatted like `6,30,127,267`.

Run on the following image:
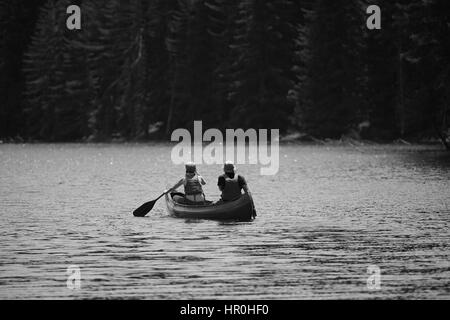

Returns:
168,162,206,204
217,161,250,202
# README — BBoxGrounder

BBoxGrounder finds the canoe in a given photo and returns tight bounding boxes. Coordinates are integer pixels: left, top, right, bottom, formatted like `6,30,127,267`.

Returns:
165,192,255,221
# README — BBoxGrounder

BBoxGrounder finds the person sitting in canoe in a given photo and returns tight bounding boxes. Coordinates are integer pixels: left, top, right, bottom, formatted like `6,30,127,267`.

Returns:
217,161,250,202
167,162,207,204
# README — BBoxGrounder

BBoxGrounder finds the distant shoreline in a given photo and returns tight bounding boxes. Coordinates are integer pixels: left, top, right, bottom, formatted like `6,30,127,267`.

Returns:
0,137,448,149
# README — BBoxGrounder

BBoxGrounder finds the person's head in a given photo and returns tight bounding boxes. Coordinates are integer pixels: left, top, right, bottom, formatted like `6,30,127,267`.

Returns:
185,162,197,176
223,161,235,177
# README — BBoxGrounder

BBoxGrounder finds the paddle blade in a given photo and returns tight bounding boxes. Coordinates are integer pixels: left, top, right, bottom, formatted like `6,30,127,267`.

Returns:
133,200,156,217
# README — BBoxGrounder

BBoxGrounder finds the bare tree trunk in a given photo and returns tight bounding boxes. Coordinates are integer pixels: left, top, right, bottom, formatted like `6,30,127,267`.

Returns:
439,101,449,150
397,42,405,138
434,122,450,150
437,75,450,150
166,61,178,136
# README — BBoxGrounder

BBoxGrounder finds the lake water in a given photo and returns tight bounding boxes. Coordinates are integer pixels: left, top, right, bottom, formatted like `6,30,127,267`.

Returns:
0,143,449,299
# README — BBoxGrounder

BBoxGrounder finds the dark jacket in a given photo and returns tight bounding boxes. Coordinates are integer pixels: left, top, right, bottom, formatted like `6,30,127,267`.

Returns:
218,173,247,201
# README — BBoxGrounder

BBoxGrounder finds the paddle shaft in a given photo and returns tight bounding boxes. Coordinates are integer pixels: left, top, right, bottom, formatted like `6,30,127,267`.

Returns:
133,189,173,217
154,192,167,202
151,189,173,205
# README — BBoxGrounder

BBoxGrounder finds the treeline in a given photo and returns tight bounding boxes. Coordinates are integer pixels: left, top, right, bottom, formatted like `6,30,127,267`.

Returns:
0,0,449,145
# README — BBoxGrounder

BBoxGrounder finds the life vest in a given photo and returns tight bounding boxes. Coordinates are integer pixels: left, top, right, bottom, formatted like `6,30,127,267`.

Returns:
184,174,203,195
221,174,242,201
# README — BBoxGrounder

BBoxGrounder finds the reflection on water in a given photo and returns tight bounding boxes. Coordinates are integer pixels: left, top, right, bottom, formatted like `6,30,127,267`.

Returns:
0,144,449,299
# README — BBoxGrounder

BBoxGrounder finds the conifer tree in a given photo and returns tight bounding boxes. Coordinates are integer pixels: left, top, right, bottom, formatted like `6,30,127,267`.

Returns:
1,1,45,139
406,0,450,147
364,0,400,140
228,0,298,130
297,0,367,138
24,0,68,140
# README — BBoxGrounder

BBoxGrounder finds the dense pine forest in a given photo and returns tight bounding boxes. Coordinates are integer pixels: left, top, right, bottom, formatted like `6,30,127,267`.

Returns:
0,0,449,146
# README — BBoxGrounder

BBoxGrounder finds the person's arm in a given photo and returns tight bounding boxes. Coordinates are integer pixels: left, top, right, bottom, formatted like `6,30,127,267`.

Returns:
198,175,206,185
239,175,255,217
217,176,225,191
239,175,250,194
166,178,184,193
